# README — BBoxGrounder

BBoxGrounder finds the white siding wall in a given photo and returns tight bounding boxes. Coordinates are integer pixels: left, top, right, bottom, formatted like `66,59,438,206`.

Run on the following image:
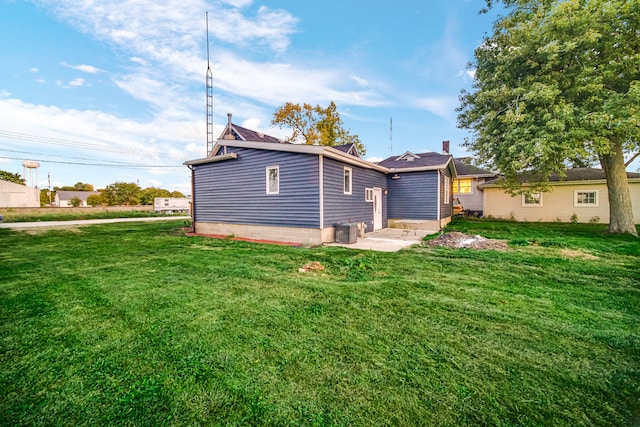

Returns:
483,182,640,224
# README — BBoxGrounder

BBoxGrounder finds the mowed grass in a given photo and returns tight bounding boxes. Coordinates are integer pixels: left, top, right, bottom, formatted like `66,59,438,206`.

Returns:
0,219,638,426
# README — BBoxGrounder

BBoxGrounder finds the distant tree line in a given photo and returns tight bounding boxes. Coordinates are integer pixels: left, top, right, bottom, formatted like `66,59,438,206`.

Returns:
38,181,185,207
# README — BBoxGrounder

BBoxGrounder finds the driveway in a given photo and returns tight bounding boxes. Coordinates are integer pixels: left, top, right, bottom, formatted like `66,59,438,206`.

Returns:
0,216,191,229
326,227,439,252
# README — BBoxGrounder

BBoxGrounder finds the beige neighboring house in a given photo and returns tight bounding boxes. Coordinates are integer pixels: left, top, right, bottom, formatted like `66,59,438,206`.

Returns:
54,190,100,207
0,179,40,207
480,168,640,224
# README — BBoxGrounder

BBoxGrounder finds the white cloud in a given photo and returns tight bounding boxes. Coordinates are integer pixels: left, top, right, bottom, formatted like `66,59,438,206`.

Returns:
61,62,104,73
413,96,458,120
68,78,86,87
28,68,39,73
351,75,369,87
366,156,384,163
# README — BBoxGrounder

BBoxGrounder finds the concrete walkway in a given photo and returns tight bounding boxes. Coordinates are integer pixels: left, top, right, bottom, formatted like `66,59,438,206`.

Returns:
326,227,439,252
0,216,191,229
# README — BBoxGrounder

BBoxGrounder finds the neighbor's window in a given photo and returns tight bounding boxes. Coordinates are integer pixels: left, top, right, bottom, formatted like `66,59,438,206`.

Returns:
522,192,542,206
344,167,352,194
443,175,451,204
266,166,279,194
575,190,598,207
453,178,473,194
365,188,374,202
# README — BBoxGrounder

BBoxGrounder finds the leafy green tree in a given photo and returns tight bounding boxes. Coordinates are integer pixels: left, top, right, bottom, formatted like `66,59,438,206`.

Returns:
102,182,141,206
69,197,82,207
169,191,186,198
458,0,639,235
0,170,25,185
57,182,94,191
272,101,366,155
139,187,171,205
86,194,104,207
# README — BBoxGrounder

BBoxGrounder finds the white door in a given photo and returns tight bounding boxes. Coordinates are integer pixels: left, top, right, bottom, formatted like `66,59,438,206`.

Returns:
373,187,383,231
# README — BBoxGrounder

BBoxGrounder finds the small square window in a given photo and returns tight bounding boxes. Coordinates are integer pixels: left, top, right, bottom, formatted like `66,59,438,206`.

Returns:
575,190,598,206
266,166,279,194
365,188,374,202
522,192,542,206
453,178,473,194
344,167,352,195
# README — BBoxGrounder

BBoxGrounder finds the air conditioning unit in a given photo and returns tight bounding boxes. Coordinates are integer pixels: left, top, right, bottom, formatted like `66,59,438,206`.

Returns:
335,223,357,244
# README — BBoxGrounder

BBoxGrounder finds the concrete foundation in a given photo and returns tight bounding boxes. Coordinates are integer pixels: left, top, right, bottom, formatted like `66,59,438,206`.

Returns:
195,222,335,246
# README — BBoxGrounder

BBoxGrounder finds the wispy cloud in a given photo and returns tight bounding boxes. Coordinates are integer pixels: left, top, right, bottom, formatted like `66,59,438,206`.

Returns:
61,62,104,73
412,96,458,120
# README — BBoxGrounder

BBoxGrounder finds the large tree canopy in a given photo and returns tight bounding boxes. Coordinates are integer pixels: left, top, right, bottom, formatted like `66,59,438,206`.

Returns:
0,170,25,185
271,101,366,155
458,0,639,235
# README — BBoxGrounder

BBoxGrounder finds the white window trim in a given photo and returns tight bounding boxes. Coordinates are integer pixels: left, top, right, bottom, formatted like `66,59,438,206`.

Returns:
443,175,450,204
522,192,543,207
344,167,352,195
453,178,474,195
365,188,374,202
574,190,599,207
266,165,279,195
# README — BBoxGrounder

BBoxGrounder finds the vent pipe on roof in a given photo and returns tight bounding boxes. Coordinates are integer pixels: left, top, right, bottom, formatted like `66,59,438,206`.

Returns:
223,113,235,140
442,140,450,154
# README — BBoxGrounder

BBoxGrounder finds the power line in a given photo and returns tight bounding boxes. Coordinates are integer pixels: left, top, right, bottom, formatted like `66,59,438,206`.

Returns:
0,129,184,161
0,156,184,168
0,148,151,166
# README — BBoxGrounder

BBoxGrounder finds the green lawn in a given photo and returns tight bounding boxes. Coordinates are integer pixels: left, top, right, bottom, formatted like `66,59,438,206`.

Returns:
1,219,638,426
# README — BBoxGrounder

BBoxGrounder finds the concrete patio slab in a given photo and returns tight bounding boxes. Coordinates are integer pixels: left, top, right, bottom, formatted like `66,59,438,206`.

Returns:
325,227,439,252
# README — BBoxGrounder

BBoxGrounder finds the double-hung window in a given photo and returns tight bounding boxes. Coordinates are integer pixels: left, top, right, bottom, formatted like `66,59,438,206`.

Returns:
344,167,352,195
574,190,598,207
453,178,473,194
266,166,279,194
522,192,542,207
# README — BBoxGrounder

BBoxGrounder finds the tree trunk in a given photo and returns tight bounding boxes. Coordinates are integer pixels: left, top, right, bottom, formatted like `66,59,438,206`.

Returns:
600,142,638,236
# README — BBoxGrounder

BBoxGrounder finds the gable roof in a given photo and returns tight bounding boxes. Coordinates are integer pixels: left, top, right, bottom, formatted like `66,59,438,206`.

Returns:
378,151,453,172
482,168,640,187
453,158,497,178
332,143,360,158
218,122,283,144
56,190,100,201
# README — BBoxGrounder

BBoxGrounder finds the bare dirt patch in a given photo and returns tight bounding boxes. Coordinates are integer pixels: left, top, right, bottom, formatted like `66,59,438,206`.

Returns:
426,232,508,250
560,248,599,260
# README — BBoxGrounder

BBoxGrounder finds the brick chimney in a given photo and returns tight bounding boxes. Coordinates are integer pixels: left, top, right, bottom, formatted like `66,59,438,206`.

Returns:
442,140,450,154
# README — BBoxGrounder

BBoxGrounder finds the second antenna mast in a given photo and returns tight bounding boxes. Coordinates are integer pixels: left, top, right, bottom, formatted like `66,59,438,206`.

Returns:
206,12,214,156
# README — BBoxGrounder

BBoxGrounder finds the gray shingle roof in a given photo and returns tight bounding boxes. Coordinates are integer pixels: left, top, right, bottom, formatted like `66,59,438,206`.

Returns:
378,151,451,170
453,158,496,177
484,168,640,185
56,190,100,201
225,123,283,144
332,143,360,157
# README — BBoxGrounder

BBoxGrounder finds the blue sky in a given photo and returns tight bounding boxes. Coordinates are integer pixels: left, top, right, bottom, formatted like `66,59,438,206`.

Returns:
0,0,502,193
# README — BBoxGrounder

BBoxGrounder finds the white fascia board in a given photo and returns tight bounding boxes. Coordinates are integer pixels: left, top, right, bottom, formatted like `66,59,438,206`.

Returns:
478,178,640,189
208,139,389,172
184,152,238,166
386,163,450,173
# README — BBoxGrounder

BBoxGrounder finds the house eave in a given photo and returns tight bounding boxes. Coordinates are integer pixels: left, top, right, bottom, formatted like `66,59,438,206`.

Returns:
478,177,640,189
184,152,238,166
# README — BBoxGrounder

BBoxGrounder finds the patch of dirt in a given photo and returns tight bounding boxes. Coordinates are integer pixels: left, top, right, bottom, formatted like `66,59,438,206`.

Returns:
299,261,325,273
426,232,508,250
560,249,599,260
19,226,83,235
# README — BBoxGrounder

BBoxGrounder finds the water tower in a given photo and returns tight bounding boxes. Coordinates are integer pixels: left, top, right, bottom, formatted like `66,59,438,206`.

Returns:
22,160,40,188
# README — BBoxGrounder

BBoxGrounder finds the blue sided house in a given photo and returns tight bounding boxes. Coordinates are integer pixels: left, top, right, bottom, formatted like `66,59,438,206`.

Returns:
185,119,457,245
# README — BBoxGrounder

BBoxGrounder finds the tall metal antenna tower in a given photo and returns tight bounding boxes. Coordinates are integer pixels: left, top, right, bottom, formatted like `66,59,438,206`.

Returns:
205,11,214,157
389,116,393,153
